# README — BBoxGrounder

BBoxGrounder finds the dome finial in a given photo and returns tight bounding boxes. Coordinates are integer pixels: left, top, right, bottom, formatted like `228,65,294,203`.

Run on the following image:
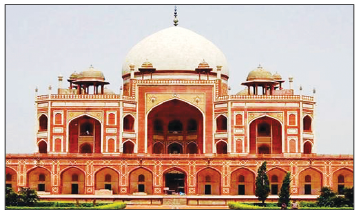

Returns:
173,6,178,26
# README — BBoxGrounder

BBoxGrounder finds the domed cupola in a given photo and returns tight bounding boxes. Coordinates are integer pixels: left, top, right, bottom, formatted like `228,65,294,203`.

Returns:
77,65,105,82
122,26,229,81
242,65,284,96
246,65,274,81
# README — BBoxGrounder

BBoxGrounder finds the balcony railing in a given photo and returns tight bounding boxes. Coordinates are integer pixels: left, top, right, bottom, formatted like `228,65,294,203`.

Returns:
36,94,135,101
216,95,314,102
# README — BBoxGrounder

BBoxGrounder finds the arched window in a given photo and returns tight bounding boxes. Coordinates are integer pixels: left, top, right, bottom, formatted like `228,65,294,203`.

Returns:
205,175,211,182
39,174,45,181
168,120,183,133
271,175,278,183
305,175,311,182
168,143,183,154
304,142,312,154
124,115,135,131
338,175,344,183
153,142,164,154
108,113,116,125
72,174,79,182
187,119,197,131
55,113,62,124
238,175,245,182
258,122,271,136
236,114,243,126
6,174,12,181
38,141,47,154
123,141,134,154
138,174,145,182
216,115,227,131
80,143,92,153
39,115,48,131
289,114,296,125
186,142,198,154
80,122,93,136
216,141,227,154
153,119,163,133
105,174,111,182
303,116,312,132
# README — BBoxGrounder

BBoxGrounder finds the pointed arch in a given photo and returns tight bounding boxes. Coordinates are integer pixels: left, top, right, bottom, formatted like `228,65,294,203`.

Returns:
67,114,102,154
123,114,135,132
145,97,206,153
230,167,255,195
303,115,312,132
129,167,153,194
216,114,227,132
197,167,221,195
38,114,48,131
60,167,86,194
123,140,134,154
6,167,17,191
298,167,323,195
94,167,120,194
27,167,51,192
38,140,48,153
332,168,353,194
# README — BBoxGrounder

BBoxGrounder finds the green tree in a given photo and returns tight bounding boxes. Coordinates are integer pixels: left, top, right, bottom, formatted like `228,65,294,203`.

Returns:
6,187,19,206
18,187,39,206
317,186,336,207
343,187,353,207
255,161,270,206
278,171,291,207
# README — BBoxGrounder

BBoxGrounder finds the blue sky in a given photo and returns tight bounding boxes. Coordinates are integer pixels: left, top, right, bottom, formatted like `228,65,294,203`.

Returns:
5,5,353,154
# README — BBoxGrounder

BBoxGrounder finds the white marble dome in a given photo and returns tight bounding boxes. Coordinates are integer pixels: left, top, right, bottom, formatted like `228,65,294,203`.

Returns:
122,26,229,76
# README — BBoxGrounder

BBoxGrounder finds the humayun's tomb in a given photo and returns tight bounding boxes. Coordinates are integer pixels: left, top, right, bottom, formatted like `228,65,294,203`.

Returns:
5,11,353,205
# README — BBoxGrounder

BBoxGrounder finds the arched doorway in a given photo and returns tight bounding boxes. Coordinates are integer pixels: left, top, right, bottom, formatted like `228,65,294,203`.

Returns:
124,115,135,132
60,167,85,194
69,115,101,153
164,168,186,194
216,141,227,154
95,168,119,194
27,167,51,192
249,116,282,154
147,99,203,154
333,168,353,194
39,115,48,131
298,168,322,195
216,115,227,132
186,142,198,154
38,141,47,153
123,141,134,154
197,168,221,195
6,168,17,191
303,141,312,154
230,168,255,195
129,168,153,194
303,116,312,132
267,168,287,195
168,143,183,154
153,142,164,154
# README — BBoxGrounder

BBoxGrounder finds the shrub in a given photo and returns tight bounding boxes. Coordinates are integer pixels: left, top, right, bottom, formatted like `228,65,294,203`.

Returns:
17,187,39,206
6,187,19,206
344,187,353,207
6,202,126,210
317,186,336,207
331,196,347,207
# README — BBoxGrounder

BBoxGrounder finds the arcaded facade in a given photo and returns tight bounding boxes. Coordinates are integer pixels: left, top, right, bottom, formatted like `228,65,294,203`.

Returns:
6,24,353,197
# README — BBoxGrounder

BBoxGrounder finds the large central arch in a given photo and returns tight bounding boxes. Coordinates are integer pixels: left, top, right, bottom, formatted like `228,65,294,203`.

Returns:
147,99,204,154
249,116,282,154
68,115,102,153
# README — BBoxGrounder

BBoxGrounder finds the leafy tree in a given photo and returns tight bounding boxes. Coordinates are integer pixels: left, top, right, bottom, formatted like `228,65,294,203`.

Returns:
343,187,353,207
18,187,39,206
6,187,19,206
317,186,336,207
255,161,270,206
278,172,291,207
